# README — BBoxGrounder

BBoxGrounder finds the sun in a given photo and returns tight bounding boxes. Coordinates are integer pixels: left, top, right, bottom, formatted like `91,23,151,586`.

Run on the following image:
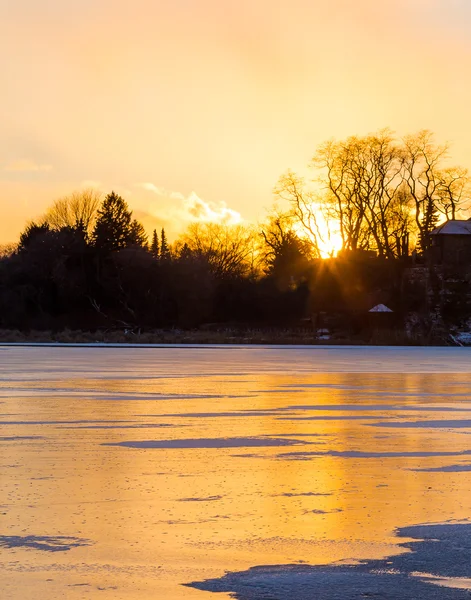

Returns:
293,214,343,258
317,219,343,258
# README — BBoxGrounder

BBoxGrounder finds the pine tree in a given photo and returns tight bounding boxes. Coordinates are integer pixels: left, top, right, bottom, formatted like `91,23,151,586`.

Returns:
160,227,171,261
419,197,439,255
179,242,192,260
18,222,51,251
128,220,148,249
92,192,133,251
151,229,159,259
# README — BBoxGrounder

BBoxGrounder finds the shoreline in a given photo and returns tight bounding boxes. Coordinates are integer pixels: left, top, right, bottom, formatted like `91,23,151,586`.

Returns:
0,328,462,347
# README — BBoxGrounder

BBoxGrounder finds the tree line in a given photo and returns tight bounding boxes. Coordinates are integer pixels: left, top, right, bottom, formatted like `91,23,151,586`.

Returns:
279,129,470,258
0,129,469,334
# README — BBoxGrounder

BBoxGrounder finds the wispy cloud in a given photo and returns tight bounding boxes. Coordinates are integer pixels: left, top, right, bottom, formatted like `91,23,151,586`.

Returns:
136,183,184,201
137,182,163,194
3,160,53,173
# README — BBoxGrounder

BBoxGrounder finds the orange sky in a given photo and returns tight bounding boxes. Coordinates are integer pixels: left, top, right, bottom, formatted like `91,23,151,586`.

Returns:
2,0,471,242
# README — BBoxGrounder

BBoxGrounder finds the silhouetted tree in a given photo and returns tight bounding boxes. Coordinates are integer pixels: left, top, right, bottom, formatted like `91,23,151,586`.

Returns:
274,171,323,258
0,243,16,259
261,212,312,290
42,189,101,235
312,130,406,258
2,128,471,336
436,166,470,221
178,222,254,278
160,228,171,261
18,222,51,251
282,129,470,259
151,229,159,259
401,130,469,254
419,197,439,256
92,192,133,251
129,220,148,249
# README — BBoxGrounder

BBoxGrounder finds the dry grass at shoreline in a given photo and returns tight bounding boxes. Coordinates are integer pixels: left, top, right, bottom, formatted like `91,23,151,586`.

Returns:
0,328,442,346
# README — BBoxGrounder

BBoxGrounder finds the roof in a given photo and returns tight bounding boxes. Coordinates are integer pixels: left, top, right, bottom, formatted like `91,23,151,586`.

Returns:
431,219,471,235
369,304,393,313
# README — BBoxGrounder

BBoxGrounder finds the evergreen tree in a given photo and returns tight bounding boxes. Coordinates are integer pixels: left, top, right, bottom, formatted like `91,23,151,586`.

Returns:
129,219,148,249
151,229,160,259
419,197,439,255
178,242,192,260
160,227,171,260
18,222,50,251
92,192,133,251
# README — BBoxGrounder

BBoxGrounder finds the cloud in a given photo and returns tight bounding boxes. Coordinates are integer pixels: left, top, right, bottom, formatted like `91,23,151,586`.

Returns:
134,183,243,235
136,182,185,201
183,191,241,225
137,182,164,195
3,160,53,172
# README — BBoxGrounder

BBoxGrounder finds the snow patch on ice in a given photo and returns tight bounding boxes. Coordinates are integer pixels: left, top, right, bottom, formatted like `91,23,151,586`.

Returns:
0,535,91,552
410,464,471,472
371,420,471,428
186,522,471,599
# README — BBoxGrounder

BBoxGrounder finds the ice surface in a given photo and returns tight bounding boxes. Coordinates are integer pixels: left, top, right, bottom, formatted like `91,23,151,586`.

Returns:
0,436,45,441
105,436,308,449
1,345,471,599
277,449,471,459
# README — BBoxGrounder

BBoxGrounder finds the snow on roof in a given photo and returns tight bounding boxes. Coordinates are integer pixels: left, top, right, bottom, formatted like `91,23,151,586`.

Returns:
369,304,393,313
431,220,471,235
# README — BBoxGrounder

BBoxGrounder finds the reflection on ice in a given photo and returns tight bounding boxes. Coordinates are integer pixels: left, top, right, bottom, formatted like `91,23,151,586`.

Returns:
0,436,45,441
277,415,392,420
104,436,308,449
277,449,471,459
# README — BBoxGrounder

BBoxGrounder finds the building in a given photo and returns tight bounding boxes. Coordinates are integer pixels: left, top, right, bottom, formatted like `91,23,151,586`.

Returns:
430,219,471,266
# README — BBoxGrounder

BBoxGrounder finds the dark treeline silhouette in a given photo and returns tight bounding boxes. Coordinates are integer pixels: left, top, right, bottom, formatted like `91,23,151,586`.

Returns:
1,130,470,340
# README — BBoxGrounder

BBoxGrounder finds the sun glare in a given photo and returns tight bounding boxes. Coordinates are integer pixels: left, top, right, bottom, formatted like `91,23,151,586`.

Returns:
317,223,343,258
294,214,343,258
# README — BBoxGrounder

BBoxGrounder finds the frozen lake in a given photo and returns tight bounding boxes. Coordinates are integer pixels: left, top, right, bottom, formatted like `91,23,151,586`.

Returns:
1,345,471,599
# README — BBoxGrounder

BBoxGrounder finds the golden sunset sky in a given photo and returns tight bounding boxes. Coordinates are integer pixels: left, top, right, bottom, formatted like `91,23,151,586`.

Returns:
2,0,471,242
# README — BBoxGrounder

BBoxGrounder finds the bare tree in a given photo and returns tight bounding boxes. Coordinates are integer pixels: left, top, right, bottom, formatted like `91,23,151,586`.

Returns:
274,170,323,258
436,166,471,221
178,222,255,278
312,131,406,258
386,184,414,258
401,130,448,253
285,129,471,258
42,188,102,234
